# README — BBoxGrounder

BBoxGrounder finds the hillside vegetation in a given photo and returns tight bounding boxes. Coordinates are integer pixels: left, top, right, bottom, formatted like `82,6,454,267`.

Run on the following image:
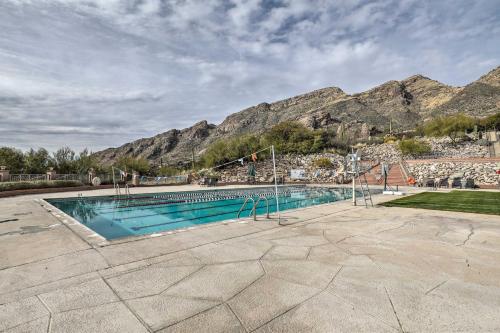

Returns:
93,66,500,165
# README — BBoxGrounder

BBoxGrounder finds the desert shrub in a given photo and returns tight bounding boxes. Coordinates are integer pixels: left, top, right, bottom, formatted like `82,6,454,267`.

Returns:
384,135,398,144
423,114,476,143
201,135,262,167
0,180,83,192
398,139,431,156
262,121,337,154
262,121,316,154
158,166,181,176
115,156,150,174
313,157,333,168
480,112,500,131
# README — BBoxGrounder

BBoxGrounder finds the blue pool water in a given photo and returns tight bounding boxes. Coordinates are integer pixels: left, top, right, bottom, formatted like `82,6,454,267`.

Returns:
46,186,361,240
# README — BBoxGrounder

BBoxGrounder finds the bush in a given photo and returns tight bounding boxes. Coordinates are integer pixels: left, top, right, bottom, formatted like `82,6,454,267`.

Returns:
115,156,150,174
313,157,333,168
398,139,431,156
158,166,181,176
384,135,398,144
0,147,25,173
480,112,500,131
423,114,476,143
201,135,262,168
0,180,84,192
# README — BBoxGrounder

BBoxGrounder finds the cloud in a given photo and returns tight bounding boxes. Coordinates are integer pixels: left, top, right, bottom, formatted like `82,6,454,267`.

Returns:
0,0,499,152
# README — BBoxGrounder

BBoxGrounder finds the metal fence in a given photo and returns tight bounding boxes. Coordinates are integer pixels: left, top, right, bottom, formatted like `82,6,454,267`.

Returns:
8,174,47,182
5,174,87,183
51,174,84,181
139,175,189,185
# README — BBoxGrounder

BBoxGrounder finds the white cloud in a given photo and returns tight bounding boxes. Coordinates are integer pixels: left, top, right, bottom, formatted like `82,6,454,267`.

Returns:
0,0,499,151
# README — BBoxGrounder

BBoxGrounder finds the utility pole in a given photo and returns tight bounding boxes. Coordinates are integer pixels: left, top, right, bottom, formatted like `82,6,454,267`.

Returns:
191,148,195,170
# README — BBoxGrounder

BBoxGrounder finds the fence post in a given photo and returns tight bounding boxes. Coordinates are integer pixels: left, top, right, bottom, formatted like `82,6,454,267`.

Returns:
0,166,9,182
88,168,95,184
132,171,140,186
46,168,56,181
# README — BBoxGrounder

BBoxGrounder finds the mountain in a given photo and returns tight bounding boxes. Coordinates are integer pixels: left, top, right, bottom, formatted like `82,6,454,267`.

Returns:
94,66,500,165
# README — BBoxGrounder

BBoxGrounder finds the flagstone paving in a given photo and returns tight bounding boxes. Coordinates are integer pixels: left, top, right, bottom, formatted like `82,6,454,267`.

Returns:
1,186,500,332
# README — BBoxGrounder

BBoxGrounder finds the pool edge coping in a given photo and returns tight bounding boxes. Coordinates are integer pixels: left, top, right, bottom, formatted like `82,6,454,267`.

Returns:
37,186,376,247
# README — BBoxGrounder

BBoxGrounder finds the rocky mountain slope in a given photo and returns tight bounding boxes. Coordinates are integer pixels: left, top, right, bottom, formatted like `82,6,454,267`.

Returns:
94,66,500,165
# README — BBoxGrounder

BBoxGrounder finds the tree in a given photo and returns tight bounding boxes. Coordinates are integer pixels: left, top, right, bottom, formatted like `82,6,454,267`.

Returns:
158,166,181,176
75,149,99,174
51,147,77,174
262,121,316,154
24,148,50,174
116,156,150,174
480,112,500,131
423,114,476,144
0,147,24,173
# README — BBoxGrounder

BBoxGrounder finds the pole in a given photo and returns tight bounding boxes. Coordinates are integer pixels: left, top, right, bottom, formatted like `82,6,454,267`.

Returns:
271,145,281,224
352,172,356,206
351,149,356,206
191,148,195,170
112,166,116,187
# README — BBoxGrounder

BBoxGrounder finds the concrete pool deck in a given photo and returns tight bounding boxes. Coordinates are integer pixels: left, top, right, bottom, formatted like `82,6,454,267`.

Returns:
1,185,500,332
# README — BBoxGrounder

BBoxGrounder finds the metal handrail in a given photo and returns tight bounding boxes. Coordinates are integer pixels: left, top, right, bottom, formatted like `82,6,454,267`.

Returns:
251,195,270,219
237,197,255,220
114,183,121,197
124,184,131,197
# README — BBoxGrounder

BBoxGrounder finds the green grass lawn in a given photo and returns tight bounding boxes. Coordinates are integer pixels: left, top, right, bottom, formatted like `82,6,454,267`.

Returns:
380,190,500,215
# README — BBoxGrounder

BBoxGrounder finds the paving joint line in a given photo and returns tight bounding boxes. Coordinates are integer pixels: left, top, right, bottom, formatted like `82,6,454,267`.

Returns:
99,274,154,333
384,286,405,333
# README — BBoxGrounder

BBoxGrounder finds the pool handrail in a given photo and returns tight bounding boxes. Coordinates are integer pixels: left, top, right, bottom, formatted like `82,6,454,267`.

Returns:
251,195,270,219
237,197,256,220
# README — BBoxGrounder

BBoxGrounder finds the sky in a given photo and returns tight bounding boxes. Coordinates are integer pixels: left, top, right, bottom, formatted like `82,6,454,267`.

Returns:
1,0,499,152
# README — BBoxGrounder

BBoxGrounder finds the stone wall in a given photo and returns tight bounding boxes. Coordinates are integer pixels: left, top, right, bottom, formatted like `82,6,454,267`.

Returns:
359,143,401,163
207,138,497,185
421,138,489,159
217,153,348,184
407,159,500,185
359,138,489,163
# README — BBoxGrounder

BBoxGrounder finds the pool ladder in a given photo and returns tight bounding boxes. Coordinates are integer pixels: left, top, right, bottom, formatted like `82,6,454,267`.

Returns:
114,184,131,198
237,195,270,221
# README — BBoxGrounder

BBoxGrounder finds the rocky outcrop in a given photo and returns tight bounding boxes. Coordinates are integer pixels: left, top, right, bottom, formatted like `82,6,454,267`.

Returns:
94,66,500,165
95,120,216,165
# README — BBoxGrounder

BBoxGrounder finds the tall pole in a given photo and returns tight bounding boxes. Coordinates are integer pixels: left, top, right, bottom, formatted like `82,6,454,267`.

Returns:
191,148,195,170
271,145,281,224
351,149,356,206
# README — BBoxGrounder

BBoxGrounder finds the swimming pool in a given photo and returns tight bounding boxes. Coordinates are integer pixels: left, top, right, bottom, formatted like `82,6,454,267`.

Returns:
46,186,360,240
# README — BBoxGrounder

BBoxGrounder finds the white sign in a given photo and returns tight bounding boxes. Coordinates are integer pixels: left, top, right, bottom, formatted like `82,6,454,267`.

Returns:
290,169,306,180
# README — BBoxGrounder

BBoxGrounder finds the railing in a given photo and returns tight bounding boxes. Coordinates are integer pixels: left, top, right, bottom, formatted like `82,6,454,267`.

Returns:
237,197,255,220
51,174,82,181
399,158,412,181
139,175,189,185
251,195,270,219
9,174,46,182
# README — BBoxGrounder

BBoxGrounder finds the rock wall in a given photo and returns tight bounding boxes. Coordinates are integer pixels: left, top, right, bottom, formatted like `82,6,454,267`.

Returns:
359,138,489,163
407,159,500,185
421,138,489,159
207,139,497,186
360,143,401,163
217,153,348,184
